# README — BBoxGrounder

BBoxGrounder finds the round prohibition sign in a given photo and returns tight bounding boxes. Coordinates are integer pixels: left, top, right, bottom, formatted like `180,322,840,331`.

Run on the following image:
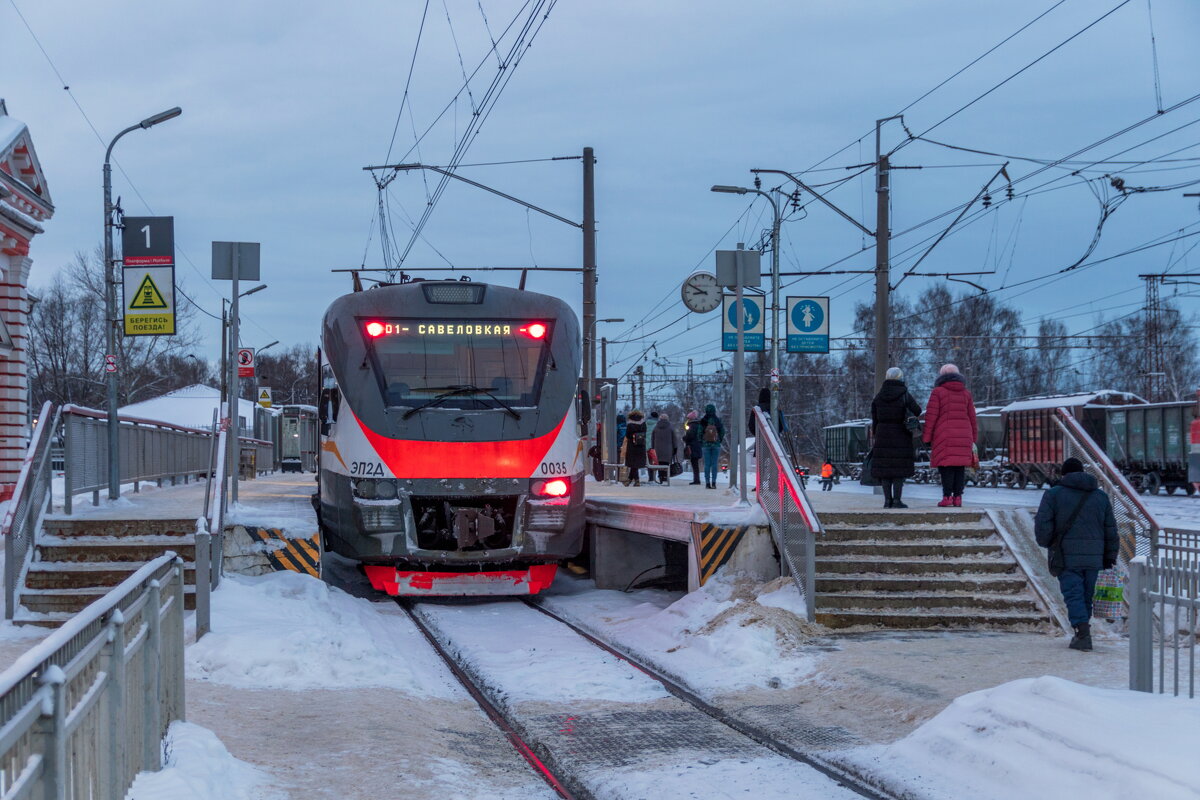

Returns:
237,349,254,366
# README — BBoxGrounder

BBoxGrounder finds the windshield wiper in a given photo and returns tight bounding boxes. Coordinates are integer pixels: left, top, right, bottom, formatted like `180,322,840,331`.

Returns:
400,385,522,420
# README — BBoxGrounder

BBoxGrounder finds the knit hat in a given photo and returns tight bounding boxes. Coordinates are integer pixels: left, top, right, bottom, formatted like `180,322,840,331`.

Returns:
939,363,959,376
885,367,903,381
686,410,699,421
1061,457,1084,474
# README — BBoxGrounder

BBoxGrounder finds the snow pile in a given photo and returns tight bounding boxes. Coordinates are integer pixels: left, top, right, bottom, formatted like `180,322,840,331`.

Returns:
541,573,820,694
225,500,316,538
186,571,455,695
839,676,1200,800
125,721,283,800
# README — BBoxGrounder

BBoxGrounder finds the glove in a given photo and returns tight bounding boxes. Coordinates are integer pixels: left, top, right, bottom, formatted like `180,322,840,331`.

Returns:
1103,557,1116,570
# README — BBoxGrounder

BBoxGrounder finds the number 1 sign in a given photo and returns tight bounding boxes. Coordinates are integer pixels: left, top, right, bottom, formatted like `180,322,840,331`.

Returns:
121,216,177,336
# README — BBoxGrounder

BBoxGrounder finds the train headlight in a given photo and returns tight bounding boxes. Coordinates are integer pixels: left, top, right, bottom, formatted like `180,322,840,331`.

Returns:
532,478,569,498
375,480,398,500
355,479,378,499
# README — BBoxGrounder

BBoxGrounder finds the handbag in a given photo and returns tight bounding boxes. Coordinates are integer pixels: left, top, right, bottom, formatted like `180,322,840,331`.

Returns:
1092,569,1124,619
647,448,658,465
669,461,683,477
903,392,921,434
859,450,881,486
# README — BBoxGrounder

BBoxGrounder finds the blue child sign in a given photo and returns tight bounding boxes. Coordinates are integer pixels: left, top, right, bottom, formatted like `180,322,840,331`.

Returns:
786,296,830,353
721,294,765,352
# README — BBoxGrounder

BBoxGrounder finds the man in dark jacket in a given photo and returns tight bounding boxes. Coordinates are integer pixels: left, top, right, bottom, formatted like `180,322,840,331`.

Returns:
1034,457,1119,651
683,411,703,485
699,403,725,489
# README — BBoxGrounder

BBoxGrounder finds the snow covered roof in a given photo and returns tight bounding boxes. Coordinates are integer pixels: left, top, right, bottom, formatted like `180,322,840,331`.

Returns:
119,384,274,429
1001,390,1146,414
823,419,870,429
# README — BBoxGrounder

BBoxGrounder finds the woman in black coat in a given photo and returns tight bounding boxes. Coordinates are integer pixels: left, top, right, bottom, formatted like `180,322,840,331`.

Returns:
871,367,921,508
623,410,648,486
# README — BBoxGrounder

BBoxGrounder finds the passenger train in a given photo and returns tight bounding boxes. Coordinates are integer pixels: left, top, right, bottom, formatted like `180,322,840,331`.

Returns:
314,279,586,596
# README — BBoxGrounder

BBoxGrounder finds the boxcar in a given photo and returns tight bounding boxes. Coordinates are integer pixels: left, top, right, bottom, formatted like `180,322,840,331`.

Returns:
822,420,871,474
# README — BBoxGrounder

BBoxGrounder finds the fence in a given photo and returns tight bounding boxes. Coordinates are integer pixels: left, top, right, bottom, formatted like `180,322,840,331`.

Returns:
753,407,822,622
61,406,213,514
1128,556,1198,698
2,403,60,621
0,555,185,798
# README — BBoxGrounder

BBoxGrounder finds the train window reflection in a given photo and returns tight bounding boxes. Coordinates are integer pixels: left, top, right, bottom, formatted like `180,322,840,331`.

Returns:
363,318,551,409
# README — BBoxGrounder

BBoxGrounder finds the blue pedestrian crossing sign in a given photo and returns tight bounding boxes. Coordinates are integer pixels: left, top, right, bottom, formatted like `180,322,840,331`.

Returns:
787,296,830,353
721,294,765,352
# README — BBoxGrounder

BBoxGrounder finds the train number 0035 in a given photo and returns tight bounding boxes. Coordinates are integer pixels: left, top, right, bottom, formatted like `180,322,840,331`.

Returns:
350,461,384,476
539,461,568,475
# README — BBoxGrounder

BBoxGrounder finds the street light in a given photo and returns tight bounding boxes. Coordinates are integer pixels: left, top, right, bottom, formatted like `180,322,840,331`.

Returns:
710,184,782,433
103,106,182,500
258,341,279,354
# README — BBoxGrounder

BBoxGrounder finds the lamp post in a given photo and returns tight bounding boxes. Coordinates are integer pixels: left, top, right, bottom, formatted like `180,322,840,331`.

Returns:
102,106,182,500
710,185,781,433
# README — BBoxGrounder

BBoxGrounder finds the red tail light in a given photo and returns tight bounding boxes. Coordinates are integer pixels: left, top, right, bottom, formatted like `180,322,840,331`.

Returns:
365,321,385,337
524,322,547,339
532,478,569,497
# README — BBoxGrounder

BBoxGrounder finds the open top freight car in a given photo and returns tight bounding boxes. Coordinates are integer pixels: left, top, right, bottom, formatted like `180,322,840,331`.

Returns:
1000,390,1145,489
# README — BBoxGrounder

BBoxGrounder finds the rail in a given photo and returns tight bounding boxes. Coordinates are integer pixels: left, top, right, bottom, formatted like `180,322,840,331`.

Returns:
2,403,59,621
1128,556,1198,698
752,407,821,622
196,409,230,641
0,555,185,798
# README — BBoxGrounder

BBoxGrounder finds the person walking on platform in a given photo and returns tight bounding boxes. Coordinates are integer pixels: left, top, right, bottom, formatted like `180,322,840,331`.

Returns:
683,411,703,485
651,412,681,484
699,403,724,489
870,367,921,509
1034,457,1118,652
923,363,976,508
820,461,835,492
623,410,648,487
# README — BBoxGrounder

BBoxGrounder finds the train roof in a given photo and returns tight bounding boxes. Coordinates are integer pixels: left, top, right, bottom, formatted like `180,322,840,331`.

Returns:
1001,390,1145,414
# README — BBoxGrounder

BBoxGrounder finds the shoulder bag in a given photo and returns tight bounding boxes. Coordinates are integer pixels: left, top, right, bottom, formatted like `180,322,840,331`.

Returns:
1047,489,1091,577
859,449,880,486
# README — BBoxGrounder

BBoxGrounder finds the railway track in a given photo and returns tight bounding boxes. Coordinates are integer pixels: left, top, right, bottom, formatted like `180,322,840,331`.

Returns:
399,597,893,800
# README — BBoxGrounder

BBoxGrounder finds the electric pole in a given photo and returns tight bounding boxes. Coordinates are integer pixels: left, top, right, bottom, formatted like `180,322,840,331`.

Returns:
874,127,893,390
582,147,597,403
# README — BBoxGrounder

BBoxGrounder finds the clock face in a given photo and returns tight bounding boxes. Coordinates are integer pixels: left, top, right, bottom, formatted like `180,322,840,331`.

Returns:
681,272,721,313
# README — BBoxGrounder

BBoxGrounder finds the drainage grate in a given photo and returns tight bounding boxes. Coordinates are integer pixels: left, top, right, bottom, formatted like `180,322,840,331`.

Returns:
734,705,861,749
525,710,759,767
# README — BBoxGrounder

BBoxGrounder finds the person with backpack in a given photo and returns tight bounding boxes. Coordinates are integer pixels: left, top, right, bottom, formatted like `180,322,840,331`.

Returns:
623,409,648,487
1034,457,1119,652
683,411,703,485
699,403,724,489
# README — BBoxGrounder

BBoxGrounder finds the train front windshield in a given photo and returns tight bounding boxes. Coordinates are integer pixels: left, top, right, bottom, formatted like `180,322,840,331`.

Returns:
362,318,553,408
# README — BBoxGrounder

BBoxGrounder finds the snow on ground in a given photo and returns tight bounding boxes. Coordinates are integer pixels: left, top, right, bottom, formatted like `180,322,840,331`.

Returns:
540,572,819,695
225,499,316,537
187,571,456,695
415,601,670,703
838,676,1200,800
126,721,285,800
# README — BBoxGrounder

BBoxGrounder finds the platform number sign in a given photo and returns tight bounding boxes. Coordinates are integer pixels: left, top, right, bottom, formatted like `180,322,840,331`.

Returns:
121,216,176,336
237,348,255,378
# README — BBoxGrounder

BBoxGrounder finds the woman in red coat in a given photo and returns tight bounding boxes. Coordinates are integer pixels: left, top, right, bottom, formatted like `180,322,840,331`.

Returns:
923,363,977,507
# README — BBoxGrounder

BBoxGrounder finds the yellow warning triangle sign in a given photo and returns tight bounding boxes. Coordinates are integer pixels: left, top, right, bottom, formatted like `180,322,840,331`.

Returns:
129,274,168,310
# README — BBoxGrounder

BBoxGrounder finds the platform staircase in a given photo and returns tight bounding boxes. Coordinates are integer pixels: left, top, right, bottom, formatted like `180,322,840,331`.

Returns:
16,517,198,627
813,509,1053,629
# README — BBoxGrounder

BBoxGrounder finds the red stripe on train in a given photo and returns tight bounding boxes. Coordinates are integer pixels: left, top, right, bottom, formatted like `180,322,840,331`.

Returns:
353,413,565,479
363,564,558,596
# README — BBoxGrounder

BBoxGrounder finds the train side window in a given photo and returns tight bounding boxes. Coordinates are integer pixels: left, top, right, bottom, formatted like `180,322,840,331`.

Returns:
319,366,340,435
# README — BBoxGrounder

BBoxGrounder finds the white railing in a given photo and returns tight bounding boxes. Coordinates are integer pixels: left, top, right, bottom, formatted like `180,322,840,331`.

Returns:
196,411,230,641
1129,556,1198,698
753,407,822,622
0,555,185,799
3,402,59,621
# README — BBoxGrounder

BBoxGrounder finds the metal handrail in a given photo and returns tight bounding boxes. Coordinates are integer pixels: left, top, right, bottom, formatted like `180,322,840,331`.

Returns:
2,402,59,620
752,407,822,622
1129,555,1198,698
196,408,230,641
0,555,186,798
1053,407,1160,562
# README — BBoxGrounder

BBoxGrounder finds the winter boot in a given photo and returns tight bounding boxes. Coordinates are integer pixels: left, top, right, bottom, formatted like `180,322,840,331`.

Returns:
893,500,908,509
952,496,962,507
937,496,953,508
1069,622,1093,652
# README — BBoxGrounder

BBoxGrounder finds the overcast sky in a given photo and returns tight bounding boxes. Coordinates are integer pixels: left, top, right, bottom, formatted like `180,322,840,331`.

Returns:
5,0,1200,386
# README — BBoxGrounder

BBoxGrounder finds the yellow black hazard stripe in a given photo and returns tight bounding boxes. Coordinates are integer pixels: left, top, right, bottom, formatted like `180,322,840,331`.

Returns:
245,527,321,578
691,523,748,586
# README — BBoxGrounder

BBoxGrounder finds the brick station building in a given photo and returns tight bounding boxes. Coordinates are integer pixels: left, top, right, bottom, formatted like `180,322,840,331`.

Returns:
0,101,53,500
